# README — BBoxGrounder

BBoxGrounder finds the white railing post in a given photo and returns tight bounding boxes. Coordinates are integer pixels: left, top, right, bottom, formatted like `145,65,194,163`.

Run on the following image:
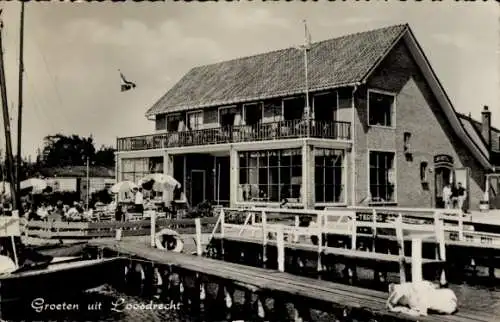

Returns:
195,218,202,256
458,213,464,241
395,213,407,283
277,224,285,272
434,211,447,286
261,210,267,267
220,209,225,238
351,213,357,250
150,210,156,247
293,215,300,243
372,209,377,252
411,238,423,283
317,213,323,272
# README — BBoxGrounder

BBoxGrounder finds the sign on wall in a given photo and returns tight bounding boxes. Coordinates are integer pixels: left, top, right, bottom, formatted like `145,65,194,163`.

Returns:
434,154,454,166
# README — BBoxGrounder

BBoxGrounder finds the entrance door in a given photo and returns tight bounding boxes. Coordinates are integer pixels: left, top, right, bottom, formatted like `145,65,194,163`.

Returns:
435,166,452,208
190,170,205,206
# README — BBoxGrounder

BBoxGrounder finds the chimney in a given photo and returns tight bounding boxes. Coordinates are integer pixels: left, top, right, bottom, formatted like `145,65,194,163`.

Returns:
482,105,491,148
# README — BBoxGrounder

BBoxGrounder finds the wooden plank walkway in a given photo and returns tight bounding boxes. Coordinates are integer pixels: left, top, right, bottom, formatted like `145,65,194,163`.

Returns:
87,238,493,322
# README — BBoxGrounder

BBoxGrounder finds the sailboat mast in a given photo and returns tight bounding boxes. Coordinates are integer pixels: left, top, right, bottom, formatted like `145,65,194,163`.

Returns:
0,16,18,210
16,1,25,211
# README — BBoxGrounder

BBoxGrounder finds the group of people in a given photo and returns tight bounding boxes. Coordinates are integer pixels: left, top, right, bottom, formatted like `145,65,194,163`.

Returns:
442,182,467,211
25,200,86,222
114,185,188,221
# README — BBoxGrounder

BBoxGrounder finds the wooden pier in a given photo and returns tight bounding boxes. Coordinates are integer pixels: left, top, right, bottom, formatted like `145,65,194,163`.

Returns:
87,237,494,322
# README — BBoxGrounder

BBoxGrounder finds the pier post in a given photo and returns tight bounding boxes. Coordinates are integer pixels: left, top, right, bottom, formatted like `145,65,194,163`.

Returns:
434,212,447,286
293,215,299,243
395,213,407,283
317,213,323,275
371,209,377,252
220,209,225,260
195,218,202,256
261,210,268,268
277,225,285,272
150,210,156,248
350,214,357,250
458,214,464,241
411,238,423,283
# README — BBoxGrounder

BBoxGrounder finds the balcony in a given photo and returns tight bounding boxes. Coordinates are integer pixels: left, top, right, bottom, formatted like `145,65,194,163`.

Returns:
117,119,351,152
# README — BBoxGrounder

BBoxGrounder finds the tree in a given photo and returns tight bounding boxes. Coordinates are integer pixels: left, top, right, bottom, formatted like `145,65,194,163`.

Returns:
94,145,115,167
38,134,114,168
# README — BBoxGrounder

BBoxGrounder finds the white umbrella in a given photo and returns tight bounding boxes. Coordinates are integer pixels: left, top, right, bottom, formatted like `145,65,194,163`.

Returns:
111,181,138,194
139,173,180,192
20,178,47,193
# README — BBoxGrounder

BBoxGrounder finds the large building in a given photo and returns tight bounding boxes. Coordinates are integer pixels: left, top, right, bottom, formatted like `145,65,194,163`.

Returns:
115,24,499,210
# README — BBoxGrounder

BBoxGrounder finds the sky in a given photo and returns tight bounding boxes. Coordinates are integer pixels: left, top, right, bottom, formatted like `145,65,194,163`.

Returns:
0,1,497,159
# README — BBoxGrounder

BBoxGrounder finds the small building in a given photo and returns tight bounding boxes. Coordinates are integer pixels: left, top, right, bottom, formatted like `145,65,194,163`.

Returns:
37,166,115,201
115,24,498,210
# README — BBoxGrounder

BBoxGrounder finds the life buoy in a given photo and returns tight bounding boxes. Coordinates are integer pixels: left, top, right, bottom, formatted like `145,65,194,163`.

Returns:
155,228,184,253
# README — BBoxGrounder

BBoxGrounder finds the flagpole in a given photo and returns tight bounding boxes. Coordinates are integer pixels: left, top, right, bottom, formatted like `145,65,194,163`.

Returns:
303,20,311,134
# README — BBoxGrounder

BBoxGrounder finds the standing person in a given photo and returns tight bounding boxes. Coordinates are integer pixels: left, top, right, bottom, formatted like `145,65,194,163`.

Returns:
451,183,459,209
442,183,452,209
456,182,467,212
115,204,124,222
134,187,144,215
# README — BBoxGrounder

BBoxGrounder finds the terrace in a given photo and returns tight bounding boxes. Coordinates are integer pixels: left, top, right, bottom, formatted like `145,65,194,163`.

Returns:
116,118,351,151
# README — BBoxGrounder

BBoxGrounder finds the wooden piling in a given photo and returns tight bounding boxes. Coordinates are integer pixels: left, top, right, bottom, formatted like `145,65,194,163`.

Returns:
395,213,407,283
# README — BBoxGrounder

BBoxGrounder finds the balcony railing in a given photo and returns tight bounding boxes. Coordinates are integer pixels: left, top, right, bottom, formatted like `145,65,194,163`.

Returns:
117,119,351,151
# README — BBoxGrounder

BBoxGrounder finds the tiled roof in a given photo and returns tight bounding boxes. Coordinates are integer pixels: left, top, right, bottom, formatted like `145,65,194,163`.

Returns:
37,166,115,178
457,113,500,152
146,24,408,116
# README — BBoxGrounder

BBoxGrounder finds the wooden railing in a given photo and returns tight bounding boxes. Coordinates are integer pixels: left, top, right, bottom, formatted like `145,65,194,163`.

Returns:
210,207,448,283
209,206,500,248
25,217,218,239
117,119,351,151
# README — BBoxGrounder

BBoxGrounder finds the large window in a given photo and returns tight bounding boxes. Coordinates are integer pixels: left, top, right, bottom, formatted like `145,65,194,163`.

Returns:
219,106,238,128
369,151,396,202
187,111,203,130
368,90,395,127
238,149,302,202
314,149,345,203
121,157,164,183
166,114,182,132
283,97,305,121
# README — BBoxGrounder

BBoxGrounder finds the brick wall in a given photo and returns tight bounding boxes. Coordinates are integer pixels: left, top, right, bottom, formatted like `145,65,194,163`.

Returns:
354,40,486,209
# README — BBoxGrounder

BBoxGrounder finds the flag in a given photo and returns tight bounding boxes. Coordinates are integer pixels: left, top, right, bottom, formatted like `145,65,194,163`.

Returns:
119,70,137,92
